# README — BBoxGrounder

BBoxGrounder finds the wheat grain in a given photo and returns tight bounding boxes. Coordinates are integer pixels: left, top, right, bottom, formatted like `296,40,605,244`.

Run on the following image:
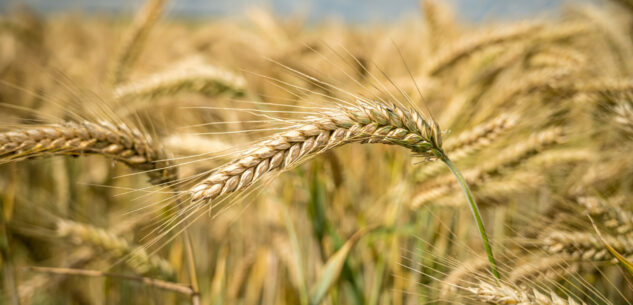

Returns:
0,121,176,184
190,102,442,203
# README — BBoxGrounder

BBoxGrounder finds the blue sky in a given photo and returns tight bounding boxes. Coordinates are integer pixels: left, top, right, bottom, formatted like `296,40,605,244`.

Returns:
0,0,596,23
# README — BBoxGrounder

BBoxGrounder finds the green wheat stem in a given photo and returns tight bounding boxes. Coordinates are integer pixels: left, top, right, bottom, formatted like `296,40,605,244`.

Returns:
438,151,501,281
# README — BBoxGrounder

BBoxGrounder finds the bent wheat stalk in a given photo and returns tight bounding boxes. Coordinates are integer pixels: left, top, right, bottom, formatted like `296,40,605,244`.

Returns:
0,121,176,184
189,101,501,279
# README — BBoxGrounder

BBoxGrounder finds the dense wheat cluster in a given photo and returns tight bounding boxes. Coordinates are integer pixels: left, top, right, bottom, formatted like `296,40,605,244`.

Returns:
2,0,633,304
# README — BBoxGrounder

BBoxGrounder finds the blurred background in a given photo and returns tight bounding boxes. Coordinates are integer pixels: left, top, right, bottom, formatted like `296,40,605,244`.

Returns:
2,0,583,23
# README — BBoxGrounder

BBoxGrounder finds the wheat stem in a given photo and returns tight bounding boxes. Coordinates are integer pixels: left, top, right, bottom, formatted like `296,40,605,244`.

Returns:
24,266,193,296
441,154,501,281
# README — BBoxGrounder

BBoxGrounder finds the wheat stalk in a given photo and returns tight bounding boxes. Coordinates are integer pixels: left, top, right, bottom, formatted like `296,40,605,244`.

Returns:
0,121,176,184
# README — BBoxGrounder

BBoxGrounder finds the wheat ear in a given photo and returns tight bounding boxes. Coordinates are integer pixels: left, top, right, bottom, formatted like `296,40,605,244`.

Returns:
543,230,633,262
425,21,543,75
0,121,176,184
614,100,633,136
110,0,166,84
189,102,442,202
575,196,633,235
114,64,246,101
467,282,586,305
56,219,174,278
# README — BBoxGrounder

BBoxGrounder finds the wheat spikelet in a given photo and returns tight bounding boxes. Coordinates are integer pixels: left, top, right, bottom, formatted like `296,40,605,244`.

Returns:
542,230,633,262
467,282,585,305
56,219,174,277
412,127,564,207
510,256,579,285
190,102,442,203
0,121,176,184
425,21,544,75
114,64,246,101
416,113,518,180
110,0,166,84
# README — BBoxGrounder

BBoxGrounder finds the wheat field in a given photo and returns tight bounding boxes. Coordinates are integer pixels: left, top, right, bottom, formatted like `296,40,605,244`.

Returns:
1,0,633,304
